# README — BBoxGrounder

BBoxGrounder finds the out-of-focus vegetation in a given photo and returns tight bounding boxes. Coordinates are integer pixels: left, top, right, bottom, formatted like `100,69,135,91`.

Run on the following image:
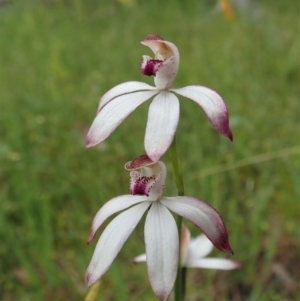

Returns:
0,0,299,300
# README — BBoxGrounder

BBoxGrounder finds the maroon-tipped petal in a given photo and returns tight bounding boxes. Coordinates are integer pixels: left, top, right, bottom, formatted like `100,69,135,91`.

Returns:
171,86,233,141
161,196,234,254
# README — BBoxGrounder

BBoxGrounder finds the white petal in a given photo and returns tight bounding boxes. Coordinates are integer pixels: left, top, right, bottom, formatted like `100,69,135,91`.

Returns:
145,91,179,162
97,81,156,113
160,197,233,254
187,234,214,259
87,195,148,243
180,225,191,266
86,90,158,147
185,258,241,270
133,254,147,264
171,86,233,140
85,202,151,286
145,202,179,301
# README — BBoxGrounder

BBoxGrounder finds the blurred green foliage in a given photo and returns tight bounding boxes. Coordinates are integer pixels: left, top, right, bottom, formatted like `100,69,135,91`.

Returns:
0,0,299,300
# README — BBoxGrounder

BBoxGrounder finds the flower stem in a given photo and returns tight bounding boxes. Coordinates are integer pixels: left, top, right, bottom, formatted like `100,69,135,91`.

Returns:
169,135,185,197
169,135,185,301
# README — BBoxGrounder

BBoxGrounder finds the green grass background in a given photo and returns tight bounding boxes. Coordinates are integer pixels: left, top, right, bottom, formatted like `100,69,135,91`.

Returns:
0,0,299,300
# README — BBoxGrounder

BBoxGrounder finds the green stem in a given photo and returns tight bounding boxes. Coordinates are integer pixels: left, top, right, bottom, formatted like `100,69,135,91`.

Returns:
169,135,184,197
169,135,185,301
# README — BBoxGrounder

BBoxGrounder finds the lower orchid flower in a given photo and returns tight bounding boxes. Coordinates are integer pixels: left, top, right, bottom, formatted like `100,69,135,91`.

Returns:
134,225,241,271
86,155,233,301
86,34,232,162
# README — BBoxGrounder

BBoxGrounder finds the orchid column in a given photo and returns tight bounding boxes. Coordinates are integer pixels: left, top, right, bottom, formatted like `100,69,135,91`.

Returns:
85,34,234,301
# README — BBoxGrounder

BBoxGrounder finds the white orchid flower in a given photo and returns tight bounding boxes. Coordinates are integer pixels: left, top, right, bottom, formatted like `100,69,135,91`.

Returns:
85,155,233,301
86,34,232,162
134,224,241,271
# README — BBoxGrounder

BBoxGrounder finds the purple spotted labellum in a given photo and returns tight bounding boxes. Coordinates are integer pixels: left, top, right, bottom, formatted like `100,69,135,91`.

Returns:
140,58,163,76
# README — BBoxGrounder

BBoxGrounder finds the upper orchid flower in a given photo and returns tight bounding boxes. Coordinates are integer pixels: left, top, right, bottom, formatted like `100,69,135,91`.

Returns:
134,225,241,271
86,34,232,162
85,155,233,301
